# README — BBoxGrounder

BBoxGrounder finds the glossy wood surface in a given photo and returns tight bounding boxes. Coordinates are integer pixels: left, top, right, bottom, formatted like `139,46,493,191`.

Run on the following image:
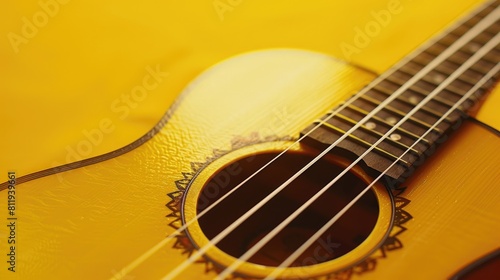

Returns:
0,48,498,279
3,0,491,176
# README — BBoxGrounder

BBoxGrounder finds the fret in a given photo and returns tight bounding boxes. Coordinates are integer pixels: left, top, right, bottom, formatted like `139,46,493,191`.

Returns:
349,98,437,140
463,16,481,27
386,75,462,103
410,52,490,76
375,79,458,110
428,47,473,64
407,96,466,122
389,68,474,96
377,89,454,122
358,95,443,133
446,51,496,72
314,120,411,165
436,66,478,86
386,70,412,85
381,74,474,112
413,80,476,110
472,59,498,73
429,78,471,96
412,51,480,77
399,61,421,75
437,33,460,46
342,104,431,146
302,1,500,182
478,1,498,16
449,50,476,65
447,79,474,95
451,24,470,36
398,64,479,90
434,69,477,86
417,88,459,108
330,114,421,156
366,88,452,124
484,49,500,63
447,51,470,63
401,58,477,100
374,72,474,126
460,41,483,54
335,108,430,153
465,0,498,25
427,42,448,54
441,59,491,78
479,75,499,92
437,60,464,74
408,71,473,98
433,62,486,85
377,79,466,122
486,21,500,35
460,69,487,84
425,70,447,84
413,51,435,65
471,31,495,44
303,120,410,179
467,4,497,24
414,79,467,103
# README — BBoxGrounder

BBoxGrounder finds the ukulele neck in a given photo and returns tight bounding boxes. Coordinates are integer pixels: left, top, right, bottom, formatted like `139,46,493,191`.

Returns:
302,1,499,186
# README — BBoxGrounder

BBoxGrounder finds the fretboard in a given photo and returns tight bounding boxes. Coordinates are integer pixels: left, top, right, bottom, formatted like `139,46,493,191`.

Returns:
302,0,500,186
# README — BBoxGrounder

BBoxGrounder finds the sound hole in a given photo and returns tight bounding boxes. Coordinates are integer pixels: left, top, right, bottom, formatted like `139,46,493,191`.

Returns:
196,152,379,267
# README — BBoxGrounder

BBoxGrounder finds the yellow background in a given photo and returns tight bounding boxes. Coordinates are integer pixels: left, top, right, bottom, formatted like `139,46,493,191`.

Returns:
0,1,499,280
0,0,496,176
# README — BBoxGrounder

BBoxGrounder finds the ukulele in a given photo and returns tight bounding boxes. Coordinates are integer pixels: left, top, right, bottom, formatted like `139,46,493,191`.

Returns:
1,1,499,279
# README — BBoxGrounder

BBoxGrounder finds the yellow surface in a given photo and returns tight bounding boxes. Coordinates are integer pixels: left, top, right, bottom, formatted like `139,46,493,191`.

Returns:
0,49,379,279
0,0,499,280
181,141,393,279
0,0,491,176
0,49,498,279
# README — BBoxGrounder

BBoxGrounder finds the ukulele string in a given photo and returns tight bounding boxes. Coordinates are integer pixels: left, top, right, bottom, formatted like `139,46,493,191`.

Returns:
248,64,500,280
215,33,500,280
112,17,445,280
161,6,500,280
262,63,500,280
109,86,341,279
112,2,495,279
110,67,400,280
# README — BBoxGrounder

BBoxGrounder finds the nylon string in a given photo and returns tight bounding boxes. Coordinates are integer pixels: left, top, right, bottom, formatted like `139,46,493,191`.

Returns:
163,6,500,280
110,1,497,279
223,43,500,280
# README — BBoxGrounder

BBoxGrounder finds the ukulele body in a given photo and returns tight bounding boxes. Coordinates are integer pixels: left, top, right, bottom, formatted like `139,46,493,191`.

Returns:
1,50,499,280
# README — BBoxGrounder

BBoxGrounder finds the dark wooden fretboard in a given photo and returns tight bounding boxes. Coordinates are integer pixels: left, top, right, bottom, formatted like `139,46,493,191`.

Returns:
302,1,500,186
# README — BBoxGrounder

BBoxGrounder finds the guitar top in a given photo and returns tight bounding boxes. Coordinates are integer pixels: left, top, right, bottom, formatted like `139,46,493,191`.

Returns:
1,0,499,279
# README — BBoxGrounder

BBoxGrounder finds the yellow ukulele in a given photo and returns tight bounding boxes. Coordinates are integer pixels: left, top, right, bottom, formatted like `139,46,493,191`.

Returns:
1,1,499,280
